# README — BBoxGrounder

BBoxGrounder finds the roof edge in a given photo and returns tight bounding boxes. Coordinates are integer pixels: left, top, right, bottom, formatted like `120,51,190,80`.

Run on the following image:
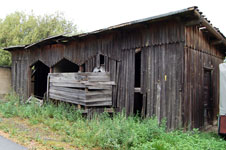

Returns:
193,9,226,47
3,45,26,51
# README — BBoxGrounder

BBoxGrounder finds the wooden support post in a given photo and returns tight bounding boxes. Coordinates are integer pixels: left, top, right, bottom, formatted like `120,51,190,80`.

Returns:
77,65,85,109
27,66,31,98
46,74,50,102
84,87,89,110
46,67,53,102
96,53,100,67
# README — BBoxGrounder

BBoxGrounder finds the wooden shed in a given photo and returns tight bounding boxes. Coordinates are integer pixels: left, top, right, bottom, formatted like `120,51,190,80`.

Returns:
4,7,226,129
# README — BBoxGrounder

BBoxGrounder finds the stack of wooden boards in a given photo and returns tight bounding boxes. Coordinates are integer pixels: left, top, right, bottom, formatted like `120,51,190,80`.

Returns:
47,72,115,107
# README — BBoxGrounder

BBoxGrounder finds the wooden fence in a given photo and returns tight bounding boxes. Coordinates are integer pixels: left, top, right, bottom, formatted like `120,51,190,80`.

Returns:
47,72,115,107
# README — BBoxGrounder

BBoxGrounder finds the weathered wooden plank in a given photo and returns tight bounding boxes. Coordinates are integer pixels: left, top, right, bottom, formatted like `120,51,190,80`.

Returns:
116,61,122,108
160,44,166,121
87,85,112,90
50,86,85,94
49,89,86,100
49,93,85,105
171,44,177,129
167,44,173,129
50,78,85,83
84,81,115,86
86,90,112,95
130,49,135,115
86,97,112,103
86,93,112,100
50,82,86,88
87,76,110,82
124,50,129,115
86,102,112,107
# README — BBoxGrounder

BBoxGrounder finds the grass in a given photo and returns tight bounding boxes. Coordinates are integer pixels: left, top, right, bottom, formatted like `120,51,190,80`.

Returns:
0,93,225,150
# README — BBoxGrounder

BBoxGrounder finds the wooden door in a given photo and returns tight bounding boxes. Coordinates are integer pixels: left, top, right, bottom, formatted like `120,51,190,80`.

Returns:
203,70,213,126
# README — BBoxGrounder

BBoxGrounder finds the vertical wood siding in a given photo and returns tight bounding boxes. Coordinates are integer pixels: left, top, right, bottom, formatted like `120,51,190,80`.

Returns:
184,25,224,129
141,43,184,129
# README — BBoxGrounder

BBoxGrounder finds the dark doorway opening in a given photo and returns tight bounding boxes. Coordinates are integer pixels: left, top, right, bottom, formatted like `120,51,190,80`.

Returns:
31,61,50,99
53,58,79,73
203,69,213,126
134,50,143,116
134,93,143,115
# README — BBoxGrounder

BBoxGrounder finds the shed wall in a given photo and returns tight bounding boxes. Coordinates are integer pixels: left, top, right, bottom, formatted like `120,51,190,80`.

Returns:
184,25,225,129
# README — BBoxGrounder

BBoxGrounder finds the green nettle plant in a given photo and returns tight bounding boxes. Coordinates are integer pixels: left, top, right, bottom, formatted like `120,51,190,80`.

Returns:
0,92,226,149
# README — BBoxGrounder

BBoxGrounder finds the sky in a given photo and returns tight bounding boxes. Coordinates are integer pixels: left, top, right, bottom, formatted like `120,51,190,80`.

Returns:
0,0,225,35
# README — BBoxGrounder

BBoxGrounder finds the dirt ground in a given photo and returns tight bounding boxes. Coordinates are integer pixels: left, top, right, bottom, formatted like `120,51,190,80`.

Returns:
0,116,80,150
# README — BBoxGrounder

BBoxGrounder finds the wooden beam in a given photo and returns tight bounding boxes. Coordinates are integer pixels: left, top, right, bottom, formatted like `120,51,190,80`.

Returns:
134,87,141,93
212,40,223,45
185,18,202,26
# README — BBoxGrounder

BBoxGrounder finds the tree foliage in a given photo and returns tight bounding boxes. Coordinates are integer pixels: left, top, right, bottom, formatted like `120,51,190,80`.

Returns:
0,11,78,66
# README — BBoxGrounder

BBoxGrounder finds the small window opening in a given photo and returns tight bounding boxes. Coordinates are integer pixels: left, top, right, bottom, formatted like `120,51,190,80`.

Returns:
135,51,141,87
93,54,106,72
100,55,105,65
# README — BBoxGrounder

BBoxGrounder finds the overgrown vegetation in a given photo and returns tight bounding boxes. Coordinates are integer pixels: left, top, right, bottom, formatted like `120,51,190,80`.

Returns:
0,93,226,150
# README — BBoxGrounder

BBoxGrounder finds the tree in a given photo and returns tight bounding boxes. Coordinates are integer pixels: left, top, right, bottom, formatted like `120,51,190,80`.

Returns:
0,11,78,66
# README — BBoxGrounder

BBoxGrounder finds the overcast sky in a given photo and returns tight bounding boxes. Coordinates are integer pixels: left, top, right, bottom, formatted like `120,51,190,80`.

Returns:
0,0,225,35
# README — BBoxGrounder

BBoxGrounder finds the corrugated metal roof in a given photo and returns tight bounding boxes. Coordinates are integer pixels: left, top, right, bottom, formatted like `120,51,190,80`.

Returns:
4,6,226,50
25,34,68,49
71,6,197,38
3,45,26,50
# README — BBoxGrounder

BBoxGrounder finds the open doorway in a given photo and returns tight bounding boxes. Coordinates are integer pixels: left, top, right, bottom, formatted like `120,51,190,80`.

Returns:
134,50,143,115
53,58,79,73
134,93,143,115
31,61,50,99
